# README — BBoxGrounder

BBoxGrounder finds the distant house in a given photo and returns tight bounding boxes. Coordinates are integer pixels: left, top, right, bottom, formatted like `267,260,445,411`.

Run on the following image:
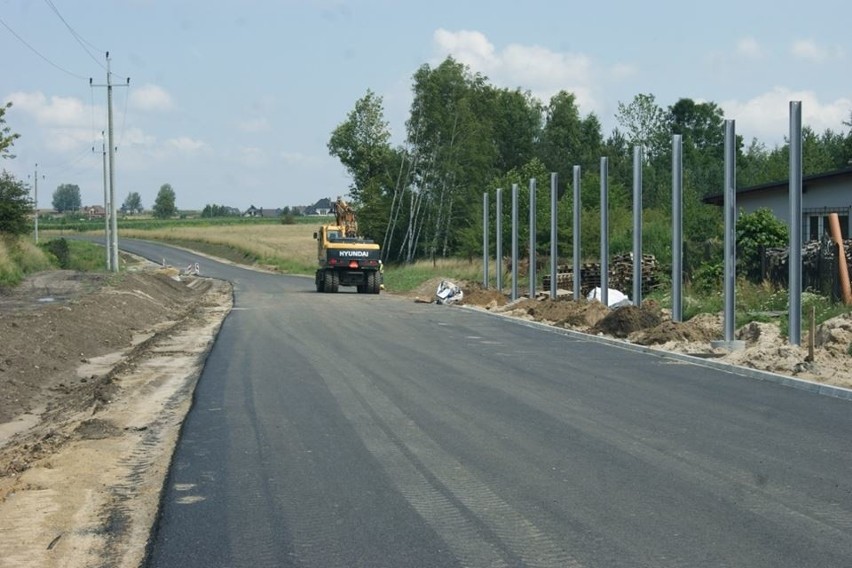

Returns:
704,167,852,242
243,205,282,218
85,205,106,219
304,197,333,216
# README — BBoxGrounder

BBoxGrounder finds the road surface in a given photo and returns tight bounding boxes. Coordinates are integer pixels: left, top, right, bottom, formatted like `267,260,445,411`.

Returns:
117,240,852,568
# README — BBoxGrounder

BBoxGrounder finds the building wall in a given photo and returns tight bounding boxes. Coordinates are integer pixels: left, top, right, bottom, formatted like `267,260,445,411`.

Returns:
736,176,852,240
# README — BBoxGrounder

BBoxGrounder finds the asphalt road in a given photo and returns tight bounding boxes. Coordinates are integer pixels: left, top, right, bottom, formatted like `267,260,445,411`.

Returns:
117,239,852,568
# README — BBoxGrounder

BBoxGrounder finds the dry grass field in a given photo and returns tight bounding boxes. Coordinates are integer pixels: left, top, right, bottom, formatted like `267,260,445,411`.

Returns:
118,222,319,272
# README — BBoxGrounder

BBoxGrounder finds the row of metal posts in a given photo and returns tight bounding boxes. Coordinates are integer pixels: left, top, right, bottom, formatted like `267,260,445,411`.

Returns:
481,101,805,346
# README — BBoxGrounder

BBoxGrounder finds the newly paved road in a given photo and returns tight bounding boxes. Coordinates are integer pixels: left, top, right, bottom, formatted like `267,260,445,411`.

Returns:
119,240,852,567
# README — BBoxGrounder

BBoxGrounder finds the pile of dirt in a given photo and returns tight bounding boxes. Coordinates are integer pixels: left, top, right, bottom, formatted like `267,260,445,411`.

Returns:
632,313,722,346
460,282,510,308
594,304,662,338
0,268,208,426
0,264,232,567
495,296,610,329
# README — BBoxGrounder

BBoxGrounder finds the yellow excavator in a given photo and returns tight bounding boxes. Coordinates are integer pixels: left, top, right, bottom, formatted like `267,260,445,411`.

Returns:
314,197,382,294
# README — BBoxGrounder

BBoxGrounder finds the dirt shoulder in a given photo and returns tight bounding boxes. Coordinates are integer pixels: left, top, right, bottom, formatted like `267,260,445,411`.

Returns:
0,263,232,567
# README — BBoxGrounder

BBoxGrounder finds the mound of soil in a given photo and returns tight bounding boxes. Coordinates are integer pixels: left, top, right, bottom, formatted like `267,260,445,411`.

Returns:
595,305,662,338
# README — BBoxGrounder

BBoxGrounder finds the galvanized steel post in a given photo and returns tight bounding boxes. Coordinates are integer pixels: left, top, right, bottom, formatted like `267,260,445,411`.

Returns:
511,183,519,301
550,173,558,299
529,178,537,298
496,188,503,292
632,146,643,306
672,135,683,322
789,102,803,345
483,192,489,289
600,157,609,307
573,165,582,300
723,120,737,342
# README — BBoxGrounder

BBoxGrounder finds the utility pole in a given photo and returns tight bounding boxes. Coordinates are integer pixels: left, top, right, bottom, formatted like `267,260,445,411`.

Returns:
90,52,129,272
29,164,43,244
33,163,40,244
101,131,111,271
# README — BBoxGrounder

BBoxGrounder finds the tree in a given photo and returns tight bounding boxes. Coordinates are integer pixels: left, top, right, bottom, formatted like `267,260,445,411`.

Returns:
52,184,82,213
122,191,143,214
737,208,788,281
152,184,177,219
201,203,240,218
328,89,395,203
1,102,20,160
615,93,668,161
0,171,32,234
538,91,603,197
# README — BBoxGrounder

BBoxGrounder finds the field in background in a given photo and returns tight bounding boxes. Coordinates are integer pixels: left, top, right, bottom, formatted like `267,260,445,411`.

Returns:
105,222,320,275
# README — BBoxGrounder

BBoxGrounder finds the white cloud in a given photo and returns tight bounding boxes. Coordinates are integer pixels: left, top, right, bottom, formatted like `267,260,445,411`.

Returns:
7,91,91,127
431,28,602,113
166,136,208,153
790,39,844,63
722,87,852,144
129,84,175,112
736,37,764,60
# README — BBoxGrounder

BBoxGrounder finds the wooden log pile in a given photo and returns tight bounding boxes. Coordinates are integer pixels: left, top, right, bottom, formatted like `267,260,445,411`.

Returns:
542,253,660,296
762,239,852,297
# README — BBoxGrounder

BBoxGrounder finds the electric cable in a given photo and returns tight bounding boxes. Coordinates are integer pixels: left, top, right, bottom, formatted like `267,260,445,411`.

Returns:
0,16,88,80
43,0,106,70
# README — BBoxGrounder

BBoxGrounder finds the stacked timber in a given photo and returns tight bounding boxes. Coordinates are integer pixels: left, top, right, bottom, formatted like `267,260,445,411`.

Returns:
542,253,659,296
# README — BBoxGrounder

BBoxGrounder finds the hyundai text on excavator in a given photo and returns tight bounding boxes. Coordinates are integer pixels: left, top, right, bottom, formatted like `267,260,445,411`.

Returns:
314,197,382,294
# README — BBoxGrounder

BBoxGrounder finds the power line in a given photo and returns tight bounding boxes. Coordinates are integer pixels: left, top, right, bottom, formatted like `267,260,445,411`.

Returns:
43,0,106,70
0,16,88,80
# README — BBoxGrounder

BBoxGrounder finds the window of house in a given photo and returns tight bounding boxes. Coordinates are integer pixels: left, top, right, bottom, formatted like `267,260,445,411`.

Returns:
804,208,849,241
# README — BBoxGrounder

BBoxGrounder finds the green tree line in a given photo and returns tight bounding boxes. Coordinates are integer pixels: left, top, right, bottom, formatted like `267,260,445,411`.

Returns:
328,57,852,272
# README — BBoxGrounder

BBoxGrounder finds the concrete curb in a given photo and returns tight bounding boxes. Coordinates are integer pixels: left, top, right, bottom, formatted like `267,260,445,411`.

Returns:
463,305,852,402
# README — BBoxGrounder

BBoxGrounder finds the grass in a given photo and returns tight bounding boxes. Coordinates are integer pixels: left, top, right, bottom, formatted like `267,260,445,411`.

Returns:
648,277,852,339
383,258,485,293
0,236,52,286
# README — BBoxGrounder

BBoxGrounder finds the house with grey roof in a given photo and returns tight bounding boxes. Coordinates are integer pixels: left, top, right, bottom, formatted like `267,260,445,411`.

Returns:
704,167,852,242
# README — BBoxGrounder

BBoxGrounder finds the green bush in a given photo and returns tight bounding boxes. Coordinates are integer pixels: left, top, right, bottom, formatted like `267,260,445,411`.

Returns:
43,238,71,268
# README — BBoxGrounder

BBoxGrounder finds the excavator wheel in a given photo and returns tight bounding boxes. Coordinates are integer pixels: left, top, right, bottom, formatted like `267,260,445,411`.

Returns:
367,271,380,294
323,270,335,293
330,270,340,293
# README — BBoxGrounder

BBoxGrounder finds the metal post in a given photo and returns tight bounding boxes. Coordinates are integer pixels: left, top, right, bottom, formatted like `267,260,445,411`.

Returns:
573,165,581,300
482,192,489,289
511,183,519,301
33,163,39,244
672,135,683,322
723,120,736,342
600,157,609,307
496,188,503,292
529,178,537,298
632,146,643,306
550,173,558,299
102,134,111,271
789,102,803,345
106,54,119,272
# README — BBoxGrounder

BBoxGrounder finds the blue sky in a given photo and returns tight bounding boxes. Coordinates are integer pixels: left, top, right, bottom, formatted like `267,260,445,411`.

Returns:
1,0,850,211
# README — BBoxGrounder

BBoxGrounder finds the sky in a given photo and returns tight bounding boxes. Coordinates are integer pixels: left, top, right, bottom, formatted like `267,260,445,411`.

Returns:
1,0,851,212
